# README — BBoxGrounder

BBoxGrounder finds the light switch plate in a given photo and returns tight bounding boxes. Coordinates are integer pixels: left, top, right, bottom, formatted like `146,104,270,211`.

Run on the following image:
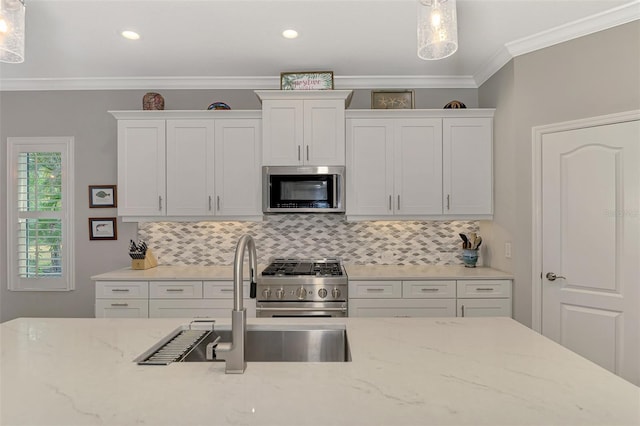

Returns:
505,242,512,259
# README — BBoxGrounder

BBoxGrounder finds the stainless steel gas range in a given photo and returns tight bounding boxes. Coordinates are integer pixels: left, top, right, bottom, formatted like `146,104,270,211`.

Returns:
256,258,348,317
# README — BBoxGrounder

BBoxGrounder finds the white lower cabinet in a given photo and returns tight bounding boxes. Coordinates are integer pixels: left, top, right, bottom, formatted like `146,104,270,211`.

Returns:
95,281,149,318
348,279,511,318
456,280,512,317
349,299,456,318
95,279,256,318
348,280,456,317
95,299,149,318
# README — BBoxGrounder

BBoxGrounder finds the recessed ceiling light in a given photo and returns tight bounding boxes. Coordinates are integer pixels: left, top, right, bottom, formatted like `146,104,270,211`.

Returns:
282,29,298,39
121,30,140,40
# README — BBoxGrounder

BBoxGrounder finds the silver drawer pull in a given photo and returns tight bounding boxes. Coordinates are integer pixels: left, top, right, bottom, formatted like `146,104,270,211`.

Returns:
220,289,233,292
366,288,385,292
420,288,439,292
111,289,130,292
110,303,129,307
166,289,185,292
476,288,494,291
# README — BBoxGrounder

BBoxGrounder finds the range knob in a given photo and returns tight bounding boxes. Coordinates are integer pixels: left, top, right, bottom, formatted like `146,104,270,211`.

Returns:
276,288,285,300
331,288,341,299
262,288,272,299
296,286,307,300
318,288,328,299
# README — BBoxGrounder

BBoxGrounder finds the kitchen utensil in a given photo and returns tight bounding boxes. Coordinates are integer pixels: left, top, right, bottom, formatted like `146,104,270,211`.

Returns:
473,236,482,250
459,233,469,249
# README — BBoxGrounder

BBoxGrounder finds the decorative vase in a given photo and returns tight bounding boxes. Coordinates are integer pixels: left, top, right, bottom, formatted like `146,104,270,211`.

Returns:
143,92,164,110
462,249,479,268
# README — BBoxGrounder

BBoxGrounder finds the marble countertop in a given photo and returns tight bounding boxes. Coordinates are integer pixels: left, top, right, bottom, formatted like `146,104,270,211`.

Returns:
1,317,637,426
92,264,512,281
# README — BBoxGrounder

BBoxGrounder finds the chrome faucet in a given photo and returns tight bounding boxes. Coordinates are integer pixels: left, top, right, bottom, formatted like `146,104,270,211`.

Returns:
213,234,258,373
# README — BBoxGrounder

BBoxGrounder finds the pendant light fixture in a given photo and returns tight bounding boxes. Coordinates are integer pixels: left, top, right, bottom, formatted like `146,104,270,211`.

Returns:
417,0,458,60
0,0,25,63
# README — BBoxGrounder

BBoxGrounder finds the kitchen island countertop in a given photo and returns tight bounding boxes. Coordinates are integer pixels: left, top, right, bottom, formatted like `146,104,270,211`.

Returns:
1,316,637,426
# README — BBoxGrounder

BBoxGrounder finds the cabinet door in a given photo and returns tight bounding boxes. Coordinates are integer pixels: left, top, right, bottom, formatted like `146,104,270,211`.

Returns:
394,119,443,214
117,120,166,216
214,119,262,216
262,100,303,165
304,99,345,165
166,120,215,216
149,299,256,318
95,299,149,318
346,119,394,215
443,117,493,215
349,299,456,317
457,299,512,317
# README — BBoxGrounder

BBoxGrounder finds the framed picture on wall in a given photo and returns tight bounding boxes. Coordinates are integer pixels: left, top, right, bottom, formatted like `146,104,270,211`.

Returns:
371,90,415,109
89,217,117,240
89,185,117,208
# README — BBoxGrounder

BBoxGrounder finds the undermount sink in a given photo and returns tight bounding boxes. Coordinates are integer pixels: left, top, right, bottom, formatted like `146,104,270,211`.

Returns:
136,324,351,364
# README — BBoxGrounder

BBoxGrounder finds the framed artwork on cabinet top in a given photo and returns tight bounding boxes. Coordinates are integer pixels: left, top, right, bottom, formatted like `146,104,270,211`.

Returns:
371,90,415,109
280,71,334,90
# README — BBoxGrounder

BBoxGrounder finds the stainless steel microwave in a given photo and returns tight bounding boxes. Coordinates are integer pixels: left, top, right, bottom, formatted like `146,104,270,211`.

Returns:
262,166,345,213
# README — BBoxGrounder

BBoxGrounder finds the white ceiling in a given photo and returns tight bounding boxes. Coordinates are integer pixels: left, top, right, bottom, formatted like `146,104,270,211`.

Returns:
0,0,638,91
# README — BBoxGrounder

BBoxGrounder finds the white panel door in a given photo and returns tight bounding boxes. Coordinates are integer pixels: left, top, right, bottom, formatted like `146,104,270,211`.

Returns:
443,118,492,215
542,120,640,385
262,100,303,165
166,120,215,216
346,119,394,215
394,119,443,215
214,119,262,216
304,99,345,165
117,120,166,216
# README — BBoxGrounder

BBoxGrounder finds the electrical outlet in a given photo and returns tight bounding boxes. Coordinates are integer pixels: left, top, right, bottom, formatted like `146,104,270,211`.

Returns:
505,242,512,259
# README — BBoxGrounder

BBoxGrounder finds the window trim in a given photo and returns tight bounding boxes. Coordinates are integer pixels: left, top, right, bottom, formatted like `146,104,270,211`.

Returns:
7,137,75,291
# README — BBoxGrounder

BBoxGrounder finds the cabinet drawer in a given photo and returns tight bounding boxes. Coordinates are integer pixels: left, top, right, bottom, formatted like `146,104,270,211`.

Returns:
203,281,250,299
457,298,512,317
95,299,149,318
149,299,256,318
149,281,203,298
349,299,455,318
349,281,401,298
95,281,148,299
456,280,511,298
402,280,455,298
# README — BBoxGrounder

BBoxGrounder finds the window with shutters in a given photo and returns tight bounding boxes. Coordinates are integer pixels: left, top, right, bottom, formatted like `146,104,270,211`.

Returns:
7,137,75,291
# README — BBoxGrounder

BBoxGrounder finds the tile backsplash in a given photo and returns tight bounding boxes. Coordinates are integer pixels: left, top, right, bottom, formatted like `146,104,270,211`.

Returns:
138,215,479,266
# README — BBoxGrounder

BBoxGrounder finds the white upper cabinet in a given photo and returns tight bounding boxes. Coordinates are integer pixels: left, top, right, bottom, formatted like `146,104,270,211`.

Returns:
347,117,443,217
256,90,352,166
346,110,494,220
443,117,493,215
214,119,262,216
111,111,262,220
117,120,166,216
166,120,215,216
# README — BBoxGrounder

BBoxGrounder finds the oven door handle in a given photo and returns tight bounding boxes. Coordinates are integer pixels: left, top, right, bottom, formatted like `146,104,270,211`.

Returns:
256,307,347,312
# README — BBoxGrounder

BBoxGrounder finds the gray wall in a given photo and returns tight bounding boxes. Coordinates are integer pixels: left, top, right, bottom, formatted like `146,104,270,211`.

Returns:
478,21,640,326
0,87,477,322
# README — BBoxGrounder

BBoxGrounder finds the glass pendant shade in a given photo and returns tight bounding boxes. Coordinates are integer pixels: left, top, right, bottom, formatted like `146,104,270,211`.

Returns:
417,0,458,60
0,0,25,63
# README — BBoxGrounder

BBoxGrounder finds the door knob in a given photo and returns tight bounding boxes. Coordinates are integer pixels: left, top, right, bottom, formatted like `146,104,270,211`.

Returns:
546,272,566,281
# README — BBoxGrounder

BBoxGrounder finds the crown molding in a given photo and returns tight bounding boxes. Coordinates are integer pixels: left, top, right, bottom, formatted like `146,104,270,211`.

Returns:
0,74,478,91
474,1,640,86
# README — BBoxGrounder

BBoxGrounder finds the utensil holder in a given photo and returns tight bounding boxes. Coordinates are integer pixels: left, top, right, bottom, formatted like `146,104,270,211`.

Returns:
131,249,158,270
462,249,479,268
